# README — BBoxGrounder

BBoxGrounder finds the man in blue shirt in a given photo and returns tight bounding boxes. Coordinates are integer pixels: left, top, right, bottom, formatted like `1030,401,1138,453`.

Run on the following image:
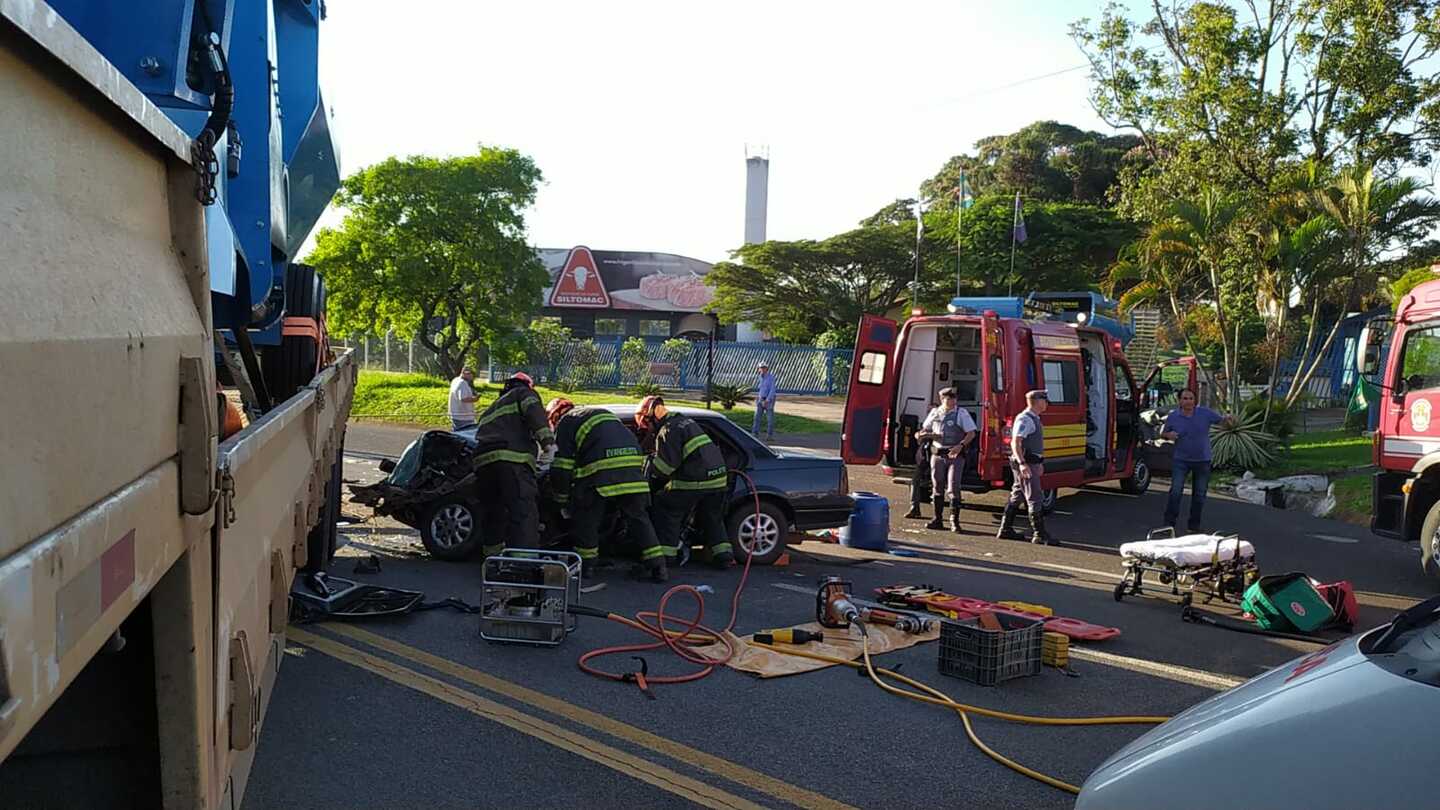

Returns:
753,361,778,441
1160,389,1235,531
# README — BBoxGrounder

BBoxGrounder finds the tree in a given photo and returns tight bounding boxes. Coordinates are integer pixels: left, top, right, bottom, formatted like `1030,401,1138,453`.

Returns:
522,318,572,382
310,147,547,377
706,222,917,341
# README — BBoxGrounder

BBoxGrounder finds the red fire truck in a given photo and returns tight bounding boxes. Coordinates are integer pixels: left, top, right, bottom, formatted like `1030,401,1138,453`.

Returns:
841,297,1153,510
1358,278,1440,577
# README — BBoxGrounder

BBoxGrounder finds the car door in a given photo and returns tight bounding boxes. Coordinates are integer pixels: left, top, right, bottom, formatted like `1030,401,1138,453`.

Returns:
841,315,898,465
1033,348,1087,488
1389,321,1440,459
976,310,1008,482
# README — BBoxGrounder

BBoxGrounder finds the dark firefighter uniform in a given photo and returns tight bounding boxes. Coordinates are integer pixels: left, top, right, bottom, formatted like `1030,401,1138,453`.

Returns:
472,381,554,556
550,407,667,575
647,411,733,566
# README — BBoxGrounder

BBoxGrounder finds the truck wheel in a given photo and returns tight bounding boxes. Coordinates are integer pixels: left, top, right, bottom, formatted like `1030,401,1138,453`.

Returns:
420,494,483,561
1421,499,1440,578
729,501,788,566
303,451,343,572
262,263,324,404
1120,458,1151,494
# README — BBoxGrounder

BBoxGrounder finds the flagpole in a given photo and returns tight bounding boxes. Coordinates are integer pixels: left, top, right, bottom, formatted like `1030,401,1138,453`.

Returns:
913,199,923,313
1008,196,1018,297
956,170,965,298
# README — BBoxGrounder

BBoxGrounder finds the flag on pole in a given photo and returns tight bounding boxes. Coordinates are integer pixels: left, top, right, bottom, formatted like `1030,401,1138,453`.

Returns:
1012,192,1028,244
955,171,974,210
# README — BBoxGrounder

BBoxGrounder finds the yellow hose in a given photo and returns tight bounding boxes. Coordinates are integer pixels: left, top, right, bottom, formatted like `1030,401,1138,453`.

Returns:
766,634,1171,795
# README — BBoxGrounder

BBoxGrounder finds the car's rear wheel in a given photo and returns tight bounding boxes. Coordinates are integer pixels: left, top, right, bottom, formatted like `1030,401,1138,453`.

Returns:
729,501,788,566
420,494,483,561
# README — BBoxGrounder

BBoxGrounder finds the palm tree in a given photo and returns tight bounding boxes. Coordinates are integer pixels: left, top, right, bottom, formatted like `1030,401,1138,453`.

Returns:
1285,166,1440,407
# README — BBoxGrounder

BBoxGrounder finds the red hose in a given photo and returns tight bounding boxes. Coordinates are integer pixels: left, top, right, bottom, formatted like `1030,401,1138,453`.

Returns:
577,470,763,686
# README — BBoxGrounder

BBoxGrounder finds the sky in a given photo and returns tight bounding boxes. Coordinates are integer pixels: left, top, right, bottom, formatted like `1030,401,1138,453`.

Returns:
314,1,1141,263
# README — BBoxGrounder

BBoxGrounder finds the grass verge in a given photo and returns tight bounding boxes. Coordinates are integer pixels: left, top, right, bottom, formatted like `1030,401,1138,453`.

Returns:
351,371,841,435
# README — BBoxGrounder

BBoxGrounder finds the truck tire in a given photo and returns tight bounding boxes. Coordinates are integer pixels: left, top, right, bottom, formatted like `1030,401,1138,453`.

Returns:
728,500,788,566
420,493,484,561
302,450,343,572
1120,458,1152,494
262,263,325,404
1420,499,1440,578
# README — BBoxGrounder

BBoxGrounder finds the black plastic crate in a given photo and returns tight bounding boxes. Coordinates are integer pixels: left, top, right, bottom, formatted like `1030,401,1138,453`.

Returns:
937,614,1043,686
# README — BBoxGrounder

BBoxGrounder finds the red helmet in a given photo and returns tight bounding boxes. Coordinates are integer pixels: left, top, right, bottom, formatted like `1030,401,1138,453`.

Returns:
510,371,535,388
547,397,575,429
635,395,666,432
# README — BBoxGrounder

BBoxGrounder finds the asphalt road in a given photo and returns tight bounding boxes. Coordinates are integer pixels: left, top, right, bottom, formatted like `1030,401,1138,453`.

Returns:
241,423,1436,810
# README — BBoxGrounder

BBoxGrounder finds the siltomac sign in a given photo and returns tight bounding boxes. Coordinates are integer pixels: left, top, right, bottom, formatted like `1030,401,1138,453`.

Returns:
540,246,715,313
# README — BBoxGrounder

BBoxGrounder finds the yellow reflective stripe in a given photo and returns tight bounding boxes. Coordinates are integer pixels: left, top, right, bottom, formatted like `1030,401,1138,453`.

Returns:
682,433,712,459
575,411,620,450
474,449,535,469
651,455,676,476
709,543,733,556
595,481,652,497
640,545,668,560
574,545,599,559
576,455,645,478
552,457,576,470
520,392,542,409
1045,423,1086,437
553,492,569,503
477,402,519,427
1043,437,1087,450
535,426,555,443
667,477,729,491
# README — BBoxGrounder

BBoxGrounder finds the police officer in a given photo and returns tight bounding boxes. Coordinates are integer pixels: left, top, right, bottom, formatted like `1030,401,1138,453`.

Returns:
917,388,977,533
996,390,1054,545
635,396,734,569
472,372,554,557
547,399,668,581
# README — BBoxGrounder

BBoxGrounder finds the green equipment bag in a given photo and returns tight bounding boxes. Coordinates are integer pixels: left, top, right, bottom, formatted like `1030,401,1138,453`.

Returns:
1241,573,1334,632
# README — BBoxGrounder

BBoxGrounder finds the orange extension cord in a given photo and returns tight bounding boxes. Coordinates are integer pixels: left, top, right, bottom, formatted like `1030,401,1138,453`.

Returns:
576,470,762,687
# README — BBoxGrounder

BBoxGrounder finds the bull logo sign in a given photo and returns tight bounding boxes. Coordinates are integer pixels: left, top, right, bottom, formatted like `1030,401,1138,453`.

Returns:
1413,398,1432,433
548,246,610,308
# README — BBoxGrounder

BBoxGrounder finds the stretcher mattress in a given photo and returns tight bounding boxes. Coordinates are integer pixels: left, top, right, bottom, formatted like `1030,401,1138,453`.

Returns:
1119,534,1254,567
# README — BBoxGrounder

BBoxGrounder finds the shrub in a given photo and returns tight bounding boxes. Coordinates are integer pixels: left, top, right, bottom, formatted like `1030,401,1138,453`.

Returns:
1210,415,1279,472
711,383,754,411
571,339,606,387
1241,394,1300,439
620,337,651,386
524,319,572,380
660,337,692,365
629,380,662,398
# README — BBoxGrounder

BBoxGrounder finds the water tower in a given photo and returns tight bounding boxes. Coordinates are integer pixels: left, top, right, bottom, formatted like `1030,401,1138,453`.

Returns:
737,145,770,343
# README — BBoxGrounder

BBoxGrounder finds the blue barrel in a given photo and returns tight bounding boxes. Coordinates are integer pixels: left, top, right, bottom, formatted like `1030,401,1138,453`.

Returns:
842,492,889,551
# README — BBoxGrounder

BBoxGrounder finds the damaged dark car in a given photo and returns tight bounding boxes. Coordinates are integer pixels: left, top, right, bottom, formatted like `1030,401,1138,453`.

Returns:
349,406,853,565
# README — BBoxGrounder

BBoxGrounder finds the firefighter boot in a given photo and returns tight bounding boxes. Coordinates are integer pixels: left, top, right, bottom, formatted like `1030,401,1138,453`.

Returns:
904,501,924,519
951,503,965,534
1029,511,1055,546
925,498,946,530
995,502,1025,540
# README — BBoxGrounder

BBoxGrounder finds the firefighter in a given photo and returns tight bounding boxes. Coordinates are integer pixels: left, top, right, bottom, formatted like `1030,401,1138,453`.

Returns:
996,389,1054,545
916,388,977,533
635,396,734,569
471,372,554,557
547,399,668,581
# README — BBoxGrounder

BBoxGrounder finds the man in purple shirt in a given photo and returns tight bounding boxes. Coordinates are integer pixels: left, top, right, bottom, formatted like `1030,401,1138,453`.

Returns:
1161,389,1235,531
753,361,778,441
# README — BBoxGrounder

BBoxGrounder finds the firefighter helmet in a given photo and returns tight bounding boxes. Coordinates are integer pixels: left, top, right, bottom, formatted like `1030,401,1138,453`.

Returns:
546,397,575,429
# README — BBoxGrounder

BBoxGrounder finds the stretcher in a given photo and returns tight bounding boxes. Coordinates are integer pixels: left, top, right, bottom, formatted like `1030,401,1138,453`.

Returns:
1114,528,1258,606
874,585,1122,642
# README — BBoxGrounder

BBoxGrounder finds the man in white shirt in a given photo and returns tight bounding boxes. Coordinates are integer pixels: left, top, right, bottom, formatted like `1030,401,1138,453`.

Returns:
916,387,977,533
448,366,479,431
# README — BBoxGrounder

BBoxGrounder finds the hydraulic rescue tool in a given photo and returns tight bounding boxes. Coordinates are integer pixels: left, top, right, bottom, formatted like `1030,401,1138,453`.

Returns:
816,577,934,634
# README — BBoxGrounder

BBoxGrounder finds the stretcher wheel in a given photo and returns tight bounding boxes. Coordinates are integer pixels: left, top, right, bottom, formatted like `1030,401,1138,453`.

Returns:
1113,580,1127,602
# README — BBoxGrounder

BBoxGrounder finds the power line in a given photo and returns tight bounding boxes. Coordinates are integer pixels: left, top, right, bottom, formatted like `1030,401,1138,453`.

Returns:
939,63,1091,105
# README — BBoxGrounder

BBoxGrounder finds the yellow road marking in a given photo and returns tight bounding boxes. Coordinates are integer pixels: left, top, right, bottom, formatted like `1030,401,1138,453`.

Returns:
288,628,766,810
322,624,859,810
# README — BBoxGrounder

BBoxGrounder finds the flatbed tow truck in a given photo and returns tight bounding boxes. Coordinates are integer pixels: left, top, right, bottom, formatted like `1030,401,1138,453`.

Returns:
1,2,352,806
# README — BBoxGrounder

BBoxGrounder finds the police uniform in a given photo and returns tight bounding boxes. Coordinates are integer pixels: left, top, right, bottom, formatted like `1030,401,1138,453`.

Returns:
550,407,664,574
997,391,1053,544
648,412,733,566
472,382,554,556
919,389,977,532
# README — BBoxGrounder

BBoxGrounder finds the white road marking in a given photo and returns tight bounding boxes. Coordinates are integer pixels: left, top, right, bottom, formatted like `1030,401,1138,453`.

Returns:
1069,647,1245,691
1030,562,1123,580
773,583,817,596
1310,533,1361,544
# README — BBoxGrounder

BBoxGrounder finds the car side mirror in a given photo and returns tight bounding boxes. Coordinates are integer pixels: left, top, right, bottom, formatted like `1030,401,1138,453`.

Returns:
1358,318,1391,377
378,459,396,474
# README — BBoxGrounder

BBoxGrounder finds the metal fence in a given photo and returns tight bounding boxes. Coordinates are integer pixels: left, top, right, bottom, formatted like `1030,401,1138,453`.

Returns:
490,336,853,396
335,332,451,376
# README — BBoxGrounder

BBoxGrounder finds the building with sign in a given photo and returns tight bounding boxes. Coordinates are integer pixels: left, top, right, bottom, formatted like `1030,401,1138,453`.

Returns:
538,246,736,340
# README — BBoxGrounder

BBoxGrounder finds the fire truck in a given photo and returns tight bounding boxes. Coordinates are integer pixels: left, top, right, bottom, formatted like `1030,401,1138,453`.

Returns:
841,293,1152,510
1359,278,1440,578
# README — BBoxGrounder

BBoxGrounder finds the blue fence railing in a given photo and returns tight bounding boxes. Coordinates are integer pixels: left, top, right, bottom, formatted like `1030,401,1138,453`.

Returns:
489,336,853,396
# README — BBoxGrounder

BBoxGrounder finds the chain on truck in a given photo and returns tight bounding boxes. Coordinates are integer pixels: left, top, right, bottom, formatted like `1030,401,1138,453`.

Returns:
1358,279,1440,579
1,1,354,806
840,292,1156,510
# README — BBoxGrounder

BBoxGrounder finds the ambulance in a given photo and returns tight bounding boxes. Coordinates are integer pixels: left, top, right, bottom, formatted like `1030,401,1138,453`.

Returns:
840,293,1152,510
